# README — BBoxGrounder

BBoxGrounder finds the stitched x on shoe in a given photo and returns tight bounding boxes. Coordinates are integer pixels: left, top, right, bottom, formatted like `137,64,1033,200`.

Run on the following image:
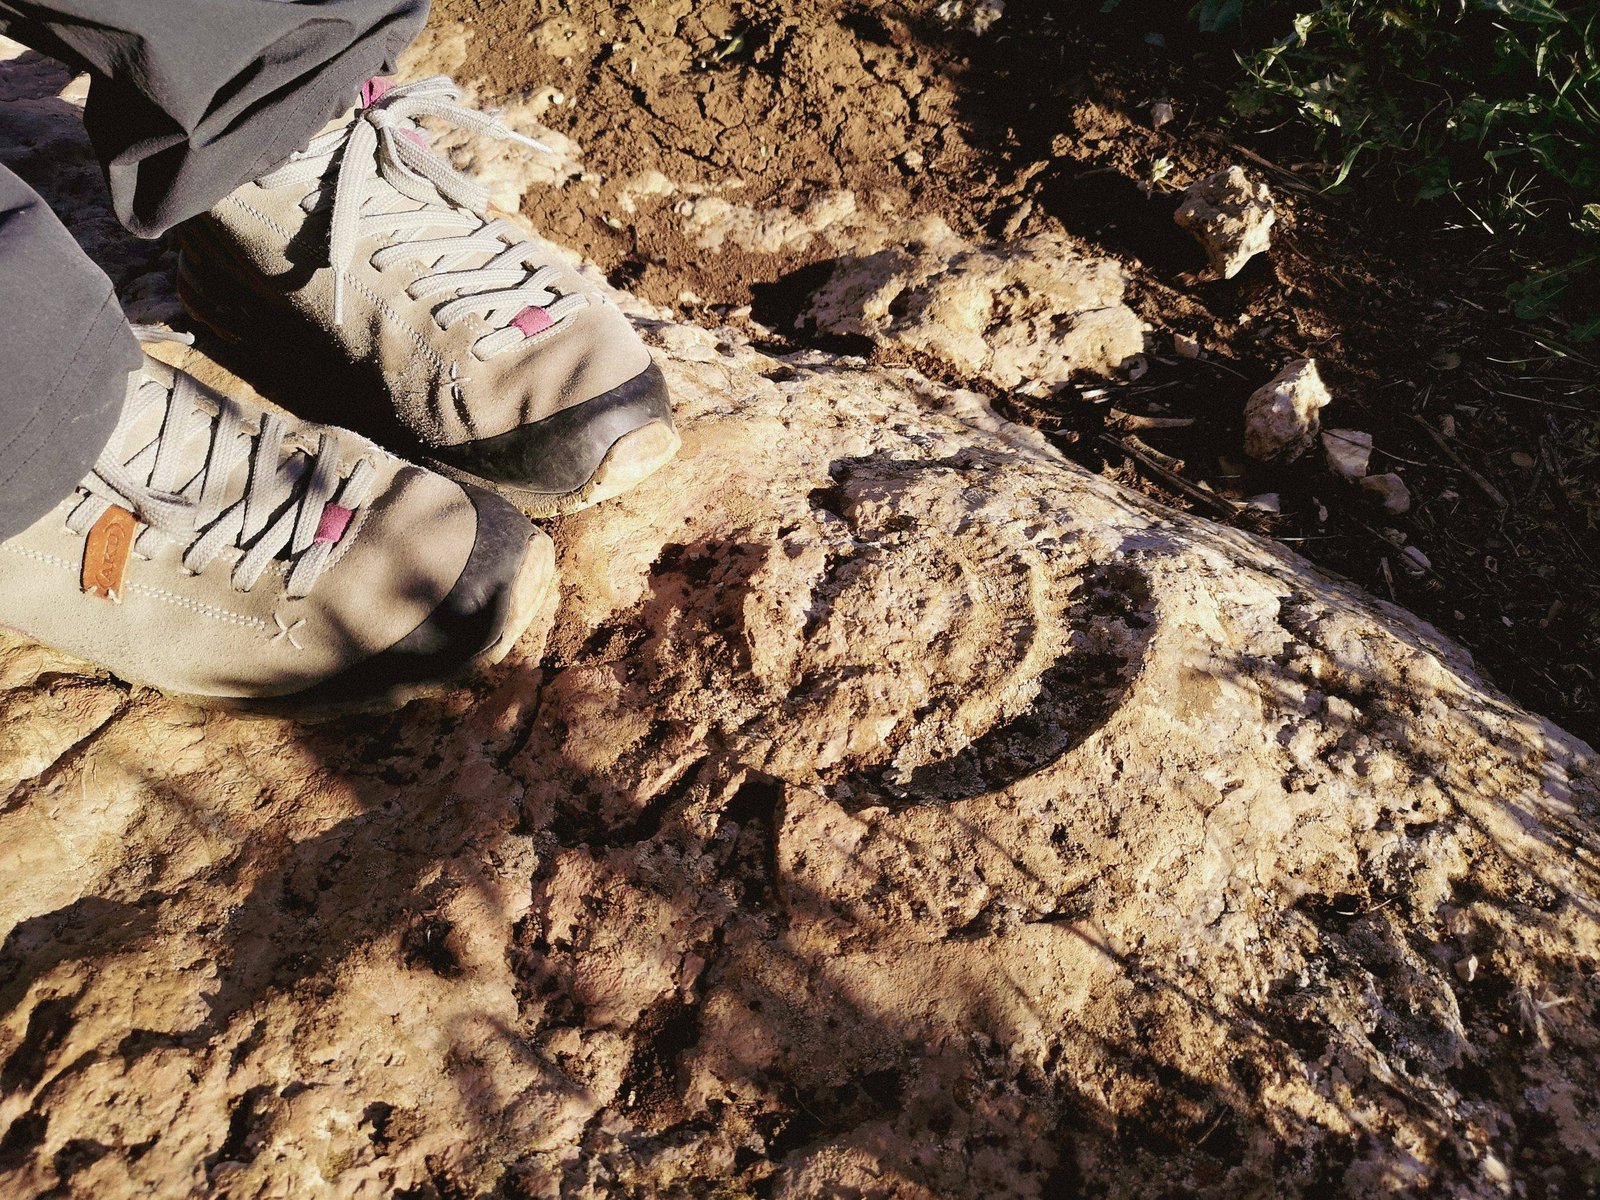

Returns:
0,354,554,711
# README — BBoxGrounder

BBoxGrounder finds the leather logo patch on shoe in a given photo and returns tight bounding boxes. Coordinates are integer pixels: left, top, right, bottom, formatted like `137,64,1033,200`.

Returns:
81,505,137,602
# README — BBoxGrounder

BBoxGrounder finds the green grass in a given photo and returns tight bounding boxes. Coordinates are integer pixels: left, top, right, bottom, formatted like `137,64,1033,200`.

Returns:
1189,0,1600,338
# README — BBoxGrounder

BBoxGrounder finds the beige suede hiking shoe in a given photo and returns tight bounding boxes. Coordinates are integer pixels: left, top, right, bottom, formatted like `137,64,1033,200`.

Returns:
0,354,554,712
177,76,679,518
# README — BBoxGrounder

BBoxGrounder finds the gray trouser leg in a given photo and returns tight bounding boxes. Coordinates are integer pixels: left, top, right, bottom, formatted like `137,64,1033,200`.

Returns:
0,165,138,539
0,0,427,537
0,0,429,237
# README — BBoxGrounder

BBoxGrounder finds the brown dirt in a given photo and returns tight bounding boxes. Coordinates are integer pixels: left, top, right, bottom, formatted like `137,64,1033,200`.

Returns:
433,0,1600,746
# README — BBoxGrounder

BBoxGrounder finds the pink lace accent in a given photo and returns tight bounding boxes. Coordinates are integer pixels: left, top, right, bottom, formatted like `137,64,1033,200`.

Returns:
511,306,554,337
315,504,355,544
360,77,391,107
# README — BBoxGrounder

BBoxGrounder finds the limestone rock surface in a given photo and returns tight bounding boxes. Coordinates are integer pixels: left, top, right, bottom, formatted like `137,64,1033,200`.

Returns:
1245,357,1332,463
805,217,1145,390
3,35,1600,1200
4,315,1600,1199
1175,165,1277,279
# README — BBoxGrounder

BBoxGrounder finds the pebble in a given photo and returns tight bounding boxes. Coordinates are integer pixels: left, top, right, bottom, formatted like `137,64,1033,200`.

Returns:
1401,546,1431,575
1361,473,1412,515
1322,429,1373,481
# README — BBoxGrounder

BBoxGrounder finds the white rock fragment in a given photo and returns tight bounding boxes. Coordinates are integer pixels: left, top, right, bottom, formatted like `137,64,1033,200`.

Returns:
1322,429,1373,480
1246,493,1281,514
682,190,859,255
1174,166,1276,279
806,217,1144,388
1245,358,1331,464
1401,546,1432,575
973,0,1006,34
936,0,1006,34
1362,473,1412,515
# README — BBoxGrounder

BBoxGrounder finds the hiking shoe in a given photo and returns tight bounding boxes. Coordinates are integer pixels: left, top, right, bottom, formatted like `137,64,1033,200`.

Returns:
177,75,679,518
0,354,554,711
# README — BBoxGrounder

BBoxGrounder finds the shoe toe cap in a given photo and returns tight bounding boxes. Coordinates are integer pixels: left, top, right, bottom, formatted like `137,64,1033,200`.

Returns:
440,362,674,498
281,485,549,710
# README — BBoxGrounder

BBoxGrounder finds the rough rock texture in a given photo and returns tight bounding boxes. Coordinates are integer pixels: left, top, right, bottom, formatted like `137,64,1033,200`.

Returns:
683,190,864,255
1245,358,1332,463
1175,165,1277,279
5,37,1600,1200
936,0,1007,36
806,216,1145,390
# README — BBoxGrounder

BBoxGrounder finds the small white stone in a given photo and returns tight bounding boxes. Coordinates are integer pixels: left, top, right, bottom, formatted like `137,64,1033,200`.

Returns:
1361,473,1412,515
1322,429,1373,480
1401,546,1431,575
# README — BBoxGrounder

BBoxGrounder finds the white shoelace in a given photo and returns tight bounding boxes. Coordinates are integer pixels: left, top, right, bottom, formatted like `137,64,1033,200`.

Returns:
69,356,376,599
256,76,589,360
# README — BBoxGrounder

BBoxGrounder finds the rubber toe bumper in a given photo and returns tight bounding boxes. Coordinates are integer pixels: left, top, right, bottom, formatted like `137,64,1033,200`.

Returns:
277,486,551,710
435,363,676,510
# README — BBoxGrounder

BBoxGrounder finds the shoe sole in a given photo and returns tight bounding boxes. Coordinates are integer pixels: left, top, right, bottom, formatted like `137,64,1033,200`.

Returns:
175,232,679,519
